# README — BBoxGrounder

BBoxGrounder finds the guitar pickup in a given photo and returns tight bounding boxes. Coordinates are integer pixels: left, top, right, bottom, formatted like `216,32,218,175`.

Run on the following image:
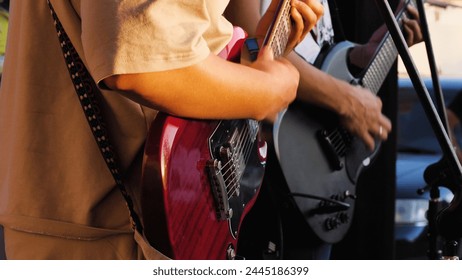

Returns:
317,129,344,171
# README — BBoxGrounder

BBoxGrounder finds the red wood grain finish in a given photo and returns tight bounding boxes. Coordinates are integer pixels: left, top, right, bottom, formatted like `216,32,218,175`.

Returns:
142,115,238,259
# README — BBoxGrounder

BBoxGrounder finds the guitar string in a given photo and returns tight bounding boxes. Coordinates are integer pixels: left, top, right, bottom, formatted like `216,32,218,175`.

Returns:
218,121,251,177
215,122,252,181
222,123,258,197
328,54,394,154
228,126,252,191
219,0,293,198
224,1,415,204
221,123,249,189
222,124,256,196
268,0,291,58
220,0,291,195
363,6,404,95
225,138,255,198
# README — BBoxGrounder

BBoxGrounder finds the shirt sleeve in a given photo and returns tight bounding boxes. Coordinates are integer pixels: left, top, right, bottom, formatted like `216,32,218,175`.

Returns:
79,0,227,84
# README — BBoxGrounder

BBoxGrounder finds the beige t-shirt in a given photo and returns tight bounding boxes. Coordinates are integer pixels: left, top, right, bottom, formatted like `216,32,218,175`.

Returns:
0,0,232,259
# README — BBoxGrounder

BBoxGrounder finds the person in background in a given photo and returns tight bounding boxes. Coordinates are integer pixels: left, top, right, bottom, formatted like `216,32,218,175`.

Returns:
331,0,423,260
225,0,422,259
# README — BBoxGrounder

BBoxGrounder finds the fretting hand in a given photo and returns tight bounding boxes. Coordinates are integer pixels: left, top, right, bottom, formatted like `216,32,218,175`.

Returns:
256,0,324,56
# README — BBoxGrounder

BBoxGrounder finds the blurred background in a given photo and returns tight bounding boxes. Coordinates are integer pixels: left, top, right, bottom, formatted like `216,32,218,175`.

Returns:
394,0,462,259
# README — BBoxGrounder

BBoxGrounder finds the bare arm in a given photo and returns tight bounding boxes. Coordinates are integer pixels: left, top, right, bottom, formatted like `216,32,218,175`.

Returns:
104,0,322,123
287,51,391,150
104,49,299,122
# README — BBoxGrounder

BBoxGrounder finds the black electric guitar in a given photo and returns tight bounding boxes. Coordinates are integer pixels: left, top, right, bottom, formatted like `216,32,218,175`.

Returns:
272,0,414,243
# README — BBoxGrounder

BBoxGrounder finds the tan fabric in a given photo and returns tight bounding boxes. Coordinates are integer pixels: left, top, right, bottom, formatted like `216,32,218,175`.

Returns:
0,0,232,259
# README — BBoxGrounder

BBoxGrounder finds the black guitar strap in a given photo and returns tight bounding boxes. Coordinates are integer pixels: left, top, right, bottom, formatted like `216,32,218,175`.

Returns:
46,0,143,234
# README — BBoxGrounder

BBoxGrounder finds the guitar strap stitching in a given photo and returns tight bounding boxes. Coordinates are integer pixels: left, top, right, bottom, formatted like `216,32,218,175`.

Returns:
46,0,143,234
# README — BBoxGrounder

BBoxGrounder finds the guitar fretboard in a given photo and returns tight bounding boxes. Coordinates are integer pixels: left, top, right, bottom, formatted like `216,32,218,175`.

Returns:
362,35,399,94
264,0,292,58
362,0,414,94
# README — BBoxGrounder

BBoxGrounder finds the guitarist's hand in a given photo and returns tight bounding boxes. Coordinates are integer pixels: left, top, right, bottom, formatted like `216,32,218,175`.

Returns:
286,0,324,55
349,5,422,70
339,84,392,151
403,5,423,47
251,45,300,123
256,0,324,56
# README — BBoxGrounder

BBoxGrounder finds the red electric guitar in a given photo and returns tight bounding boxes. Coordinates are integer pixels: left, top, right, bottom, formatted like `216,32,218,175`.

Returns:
140,0,292,260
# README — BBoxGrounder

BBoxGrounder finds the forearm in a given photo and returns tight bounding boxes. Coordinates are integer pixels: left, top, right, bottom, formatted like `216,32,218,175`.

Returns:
104,53,295,121
287,52,354,116
289,50,392,150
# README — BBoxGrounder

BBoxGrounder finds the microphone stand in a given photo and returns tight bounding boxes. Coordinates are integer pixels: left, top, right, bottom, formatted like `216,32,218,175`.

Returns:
413,0,462,260
415,0,445,260
374,0,462,259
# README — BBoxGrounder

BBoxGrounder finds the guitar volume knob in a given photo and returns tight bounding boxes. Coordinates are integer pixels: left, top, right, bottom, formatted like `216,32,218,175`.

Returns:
339,212,349,224
325,217,340,231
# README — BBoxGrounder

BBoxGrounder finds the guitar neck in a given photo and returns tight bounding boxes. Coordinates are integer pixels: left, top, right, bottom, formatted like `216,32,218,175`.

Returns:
361,0,415,94
263,0,292,58
361,32,400,94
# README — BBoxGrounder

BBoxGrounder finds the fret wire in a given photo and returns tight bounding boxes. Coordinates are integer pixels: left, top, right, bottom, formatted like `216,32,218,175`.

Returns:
361,4,407,94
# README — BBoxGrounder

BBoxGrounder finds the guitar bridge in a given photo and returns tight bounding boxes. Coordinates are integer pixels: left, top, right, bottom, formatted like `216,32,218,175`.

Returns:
206,159,233,220
206,120,260,221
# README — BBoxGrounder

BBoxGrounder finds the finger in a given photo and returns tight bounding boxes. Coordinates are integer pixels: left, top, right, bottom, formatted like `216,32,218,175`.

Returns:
403,23,414,46
376,125,388,141
291,1,318,34
404,19,423,43
292,0,323,29
377,115,392,140
362,131,376,151
406,5,419,21
285,2,317,55
381,115,392,132
288,7,305,49
303,0,324,19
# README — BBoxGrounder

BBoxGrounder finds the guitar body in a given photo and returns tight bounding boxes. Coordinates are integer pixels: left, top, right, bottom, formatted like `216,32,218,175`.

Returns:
141,115,266,259
139,27,268,259
273,41,382,243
